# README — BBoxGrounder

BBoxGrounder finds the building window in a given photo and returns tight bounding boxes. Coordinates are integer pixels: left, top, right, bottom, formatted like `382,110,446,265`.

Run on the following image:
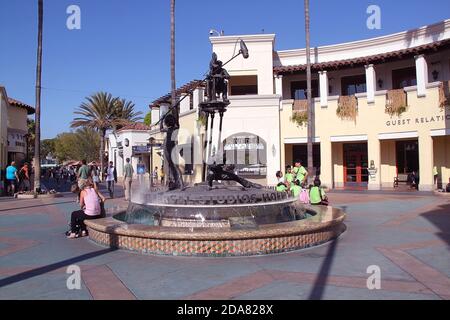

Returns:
341,75,367,95
392,67,417,89
229,75,258,95
290,81,319,100
189,92,194,110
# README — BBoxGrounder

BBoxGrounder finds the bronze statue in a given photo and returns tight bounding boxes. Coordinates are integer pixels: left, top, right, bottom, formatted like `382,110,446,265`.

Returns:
162,114,185,191
207,163,262,189
206,53,230,103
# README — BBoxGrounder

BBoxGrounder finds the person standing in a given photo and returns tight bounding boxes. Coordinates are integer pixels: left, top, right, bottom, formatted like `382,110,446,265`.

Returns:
77,160,90,190
159,165,165,185
6,161,19,196
293,160,308,187
91,166,100,189
123,158,134,201
18,163,31,192
105,161,117,198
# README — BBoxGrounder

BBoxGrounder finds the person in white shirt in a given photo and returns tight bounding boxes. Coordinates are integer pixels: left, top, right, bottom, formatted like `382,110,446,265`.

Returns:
105,161,117,198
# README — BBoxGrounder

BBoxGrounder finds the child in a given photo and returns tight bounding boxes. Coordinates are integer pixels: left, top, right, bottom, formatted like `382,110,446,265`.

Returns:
290,179,301,198
285,166,294,187
275,171,287,192
309,178,328,205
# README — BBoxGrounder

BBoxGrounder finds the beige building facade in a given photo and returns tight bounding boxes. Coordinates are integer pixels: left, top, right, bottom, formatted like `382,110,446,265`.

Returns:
142,20,450,191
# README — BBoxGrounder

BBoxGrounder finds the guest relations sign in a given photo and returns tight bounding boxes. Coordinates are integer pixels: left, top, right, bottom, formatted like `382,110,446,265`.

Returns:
385,113,450,127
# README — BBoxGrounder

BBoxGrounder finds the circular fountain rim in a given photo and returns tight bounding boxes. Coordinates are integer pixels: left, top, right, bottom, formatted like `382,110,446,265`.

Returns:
130,197,296,208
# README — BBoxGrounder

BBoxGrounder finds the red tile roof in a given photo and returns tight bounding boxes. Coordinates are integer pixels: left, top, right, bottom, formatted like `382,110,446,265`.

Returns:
117,122,150,132
8,98,35,114
149,79,205,108
274,39,450,75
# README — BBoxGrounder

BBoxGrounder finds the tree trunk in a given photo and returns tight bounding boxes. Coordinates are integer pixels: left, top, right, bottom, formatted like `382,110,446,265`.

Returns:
100,129,105,181
34,0,43,192
305,0,314,181
164,0,176,187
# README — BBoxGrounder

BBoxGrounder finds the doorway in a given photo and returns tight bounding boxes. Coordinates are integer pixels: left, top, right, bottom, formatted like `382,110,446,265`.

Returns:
343,143,368,186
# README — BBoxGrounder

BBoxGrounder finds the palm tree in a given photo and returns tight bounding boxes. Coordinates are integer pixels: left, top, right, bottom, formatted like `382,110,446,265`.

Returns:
114,98,143,130
305,0,314,181
71,92,141,179
34,0,43,192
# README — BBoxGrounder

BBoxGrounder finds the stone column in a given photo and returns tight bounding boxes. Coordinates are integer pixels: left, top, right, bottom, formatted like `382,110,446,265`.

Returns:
418,133,434,191
319,71,328,107
192,87,204,109
320,137,333,188
415,54,429,97
275,75,283,96
367,134,381,190
365,64,376,104
179,93,191,114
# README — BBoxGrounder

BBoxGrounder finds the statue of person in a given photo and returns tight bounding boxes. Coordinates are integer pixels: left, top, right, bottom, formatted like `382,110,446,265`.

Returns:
163,114,185,190
206,53,230,102
207,162,262,189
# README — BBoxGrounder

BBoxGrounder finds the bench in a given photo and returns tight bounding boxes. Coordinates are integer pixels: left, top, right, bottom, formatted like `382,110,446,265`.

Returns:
393,173,409,188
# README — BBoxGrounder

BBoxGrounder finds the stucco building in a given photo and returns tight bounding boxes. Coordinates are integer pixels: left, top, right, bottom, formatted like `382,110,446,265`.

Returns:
110,20,450,191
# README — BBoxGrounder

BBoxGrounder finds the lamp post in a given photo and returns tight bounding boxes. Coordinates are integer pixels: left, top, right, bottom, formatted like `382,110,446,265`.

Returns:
148,137,156,188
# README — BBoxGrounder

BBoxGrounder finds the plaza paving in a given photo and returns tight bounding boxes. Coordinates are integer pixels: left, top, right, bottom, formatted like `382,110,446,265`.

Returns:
0,181,449,300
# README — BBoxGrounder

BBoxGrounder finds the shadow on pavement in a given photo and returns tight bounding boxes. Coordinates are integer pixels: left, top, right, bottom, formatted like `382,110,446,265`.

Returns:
420,202,450,247
307,238,339,300
0,248,117,288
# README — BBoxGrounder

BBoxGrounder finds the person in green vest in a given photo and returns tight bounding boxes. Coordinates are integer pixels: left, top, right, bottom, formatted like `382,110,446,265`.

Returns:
285,166,294,186
293,160,308,186
309,178,328,205
275,171,287,192
290,179,301,198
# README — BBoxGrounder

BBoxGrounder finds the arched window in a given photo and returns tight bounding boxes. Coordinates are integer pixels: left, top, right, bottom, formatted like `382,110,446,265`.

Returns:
222,132,267,176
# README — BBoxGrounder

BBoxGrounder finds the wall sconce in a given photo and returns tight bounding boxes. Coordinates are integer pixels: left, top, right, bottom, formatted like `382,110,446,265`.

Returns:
432,70,439,81
124,138,129,147
377,79,383,89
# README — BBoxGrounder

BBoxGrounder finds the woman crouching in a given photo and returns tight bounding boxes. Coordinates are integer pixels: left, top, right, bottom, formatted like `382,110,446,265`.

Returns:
67,178,106,239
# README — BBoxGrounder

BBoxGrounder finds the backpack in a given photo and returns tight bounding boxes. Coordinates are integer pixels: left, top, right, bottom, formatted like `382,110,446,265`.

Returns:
299,188,310,204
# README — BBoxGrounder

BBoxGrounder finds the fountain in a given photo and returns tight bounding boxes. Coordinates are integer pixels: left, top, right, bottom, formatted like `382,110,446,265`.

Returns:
85,41,346,256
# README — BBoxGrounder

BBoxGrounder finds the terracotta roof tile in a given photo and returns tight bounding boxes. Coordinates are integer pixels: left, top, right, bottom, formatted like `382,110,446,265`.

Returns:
149,79,205,108
8,98,35,114
274,39,450,74
117,122,150,132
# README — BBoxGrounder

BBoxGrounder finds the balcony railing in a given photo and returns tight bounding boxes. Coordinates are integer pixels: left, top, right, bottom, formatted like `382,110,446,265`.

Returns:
293,99,308,112
291,99,308,127
439,80,450,109
336,95,358,121
385,89,407,116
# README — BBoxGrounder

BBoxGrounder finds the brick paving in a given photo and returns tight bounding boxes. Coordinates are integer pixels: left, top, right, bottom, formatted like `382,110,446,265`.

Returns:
0,181,449,300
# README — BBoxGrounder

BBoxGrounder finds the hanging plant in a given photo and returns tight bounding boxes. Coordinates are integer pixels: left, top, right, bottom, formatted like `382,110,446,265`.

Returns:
438,80,450,110
290,111,308,127
385,89,408,116
337,95,358,121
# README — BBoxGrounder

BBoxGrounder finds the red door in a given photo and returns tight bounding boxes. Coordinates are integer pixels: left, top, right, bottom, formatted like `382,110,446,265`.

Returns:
344,144,368,186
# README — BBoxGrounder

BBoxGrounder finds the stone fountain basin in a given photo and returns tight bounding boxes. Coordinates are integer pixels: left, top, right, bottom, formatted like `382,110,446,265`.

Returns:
85,205,346,257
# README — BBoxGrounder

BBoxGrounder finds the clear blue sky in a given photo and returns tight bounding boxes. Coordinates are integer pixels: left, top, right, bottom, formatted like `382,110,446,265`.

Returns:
1,0,449,139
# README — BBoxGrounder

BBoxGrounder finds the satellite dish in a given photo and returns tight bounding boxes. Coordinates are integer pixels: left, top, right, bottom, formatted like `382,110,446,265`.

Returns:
239,40,249,59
